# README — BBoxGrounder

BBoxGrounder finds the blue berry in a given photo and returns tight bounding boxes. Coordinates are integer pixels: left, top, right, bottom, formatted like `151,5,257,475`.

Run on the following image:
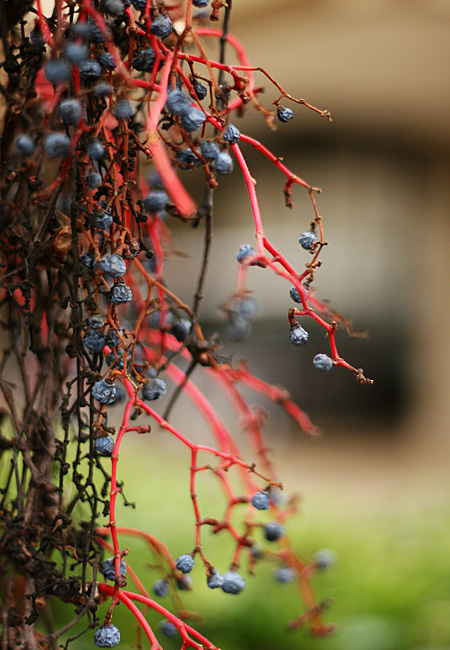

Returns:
101,556,127,579
313,548,336,569
176,147,199,167
277,106,294,123
200,140,219,161
274,566,296,583
264,521,285,542
71,22,94,40
193,0,209,6
142,378,167,401
94,625,121,648
79,59,102,83
194,82,208,100
222,123,240,145
44,133,72,158
100,0,125,15
114,99,134,119
226,312,250,342
88,140,106,160
131,0,146,10
30,29,44,47
93,82,113,98
45,59,71,84
64,42,89,65
95,435,115,456
92,379,117,404
250,544,262,559
144,190,168,213
148,310,174,329
86,172,102,190
87,21,110,43
106,329,123,348
84,329,106,352
177,575,193,590
313,353,333,372
289,285,302,303
160,621,178,638
207,570,224,589
238,297,258,317
88,315,104,329
298,231,318,250
150,14,173,39
99,254,126,278
221,571,246,595
251,490,270,510
289,325,308,346
215,151,233,174
80,251,97,269
153,578,169,597
99,52,116,71
109,283,133,305
95,210,113,230
236,244,256,264
166,89,191,116
132,48,156,72
59,98,83,125
181,107,207,133
171,319,191,342
175,554,194,574
106,350,125,369
15,134,35,156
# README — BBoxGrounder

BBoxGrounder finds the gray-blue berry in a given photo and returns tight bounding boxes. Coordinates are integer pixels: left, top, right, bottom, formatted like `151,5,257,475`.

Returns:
131,48,156,72
93,82,113,98
238,297,258,317
226,312,251,342
313,548,336,569
109,283,133,305
99,52,116,71
176,147,199,167
251,490,270,510
194,82,207,100
95,435,115,456
84,329,106,352
114,98,134,119
298,231,318,250
79,59,102,83
150,13,173,39
101,556,127,579
175,554,194,574
15,134,35,156
59,98,83,125
160,621,178,638
94,625,121,648
106,350,125,369
153,578,169,597
45,59,71,84
95,210,113,230
100,0,125,15
207,570,224,589
44,133,72,158
236,244,256,264
313,353,333,372
200,139,219,161
289,325,308,346
142,378,167,401
221,571,246,595
80,251,97,270
193,0,209,6
289,285,302,303
277,106,294,123
274,566,296,583
100,254,126,278
264,521,285,542
171,319,191,342
166,89,191,116
131,0,146,9
181,107,207,132
215,151,233,174
86,172,102,190
177,575,193,590
87,139,106,160
106,329,123,348
64,42,89,65
144,190,168,213
222,123,240,145
88,315,104,329
92,379,117,404
148,310,174,329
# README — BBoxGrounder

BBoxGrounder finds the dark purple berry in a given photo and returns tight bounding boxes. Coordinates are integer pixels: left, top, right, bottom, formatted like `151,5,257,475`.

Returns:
264,521,285,542
94,625,121,648
222,123,240,145
59,98,83,125
175,554,194,574
251,490,270,510
79,59,102,83
99,52,116,71
313,354,333,372
100,0,125,15
106,329,123,348
95,436,115,456
93,82,113,97
221,571,246,595
160,621,178,638
84,329,106,352
109,283,132,305
92,379,117,404
142,378,167,401
289,285,302,303
15,134,35,156
132,48,156,72
171,319,191,342
106,350,125,369
194,82,207,100
298,231,318,250
277,106,294,123
150,13,173,39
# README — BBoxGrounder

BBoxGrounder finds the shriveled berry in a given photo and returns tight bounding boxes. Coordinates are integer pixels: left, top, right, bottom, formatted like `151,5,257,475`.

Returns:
264,521,285,542
114,98,134,119
101,556,127,579
95,435,115,456
251,490,270,510
45,59,71,84
59,98,83,125
131,0,146,9
175,553,194,574
222,123,240,145
289,325,308,346
79,59,102,83
92,379,117,404
84,329,106,352
277,106,294,123
236,244,256,264
144,190,168,213
132,48,156,72
298,231,318,250
95,210,113,230
171,319,191,342
94,625,121,648
64,42,89,65
88,315,104,329
93,82,113,97
87,139,105,160
153,578,169,597
215,151,233,174
193,0,209,6
207,570,224,589
160,621,178,638
44,133,72,158
86,172,102,190
313,548,336,569
176,147,199,167
109,283,132,305
313,353,333,372
15,134,35,156
221,571,246,595
106,329,123,348
106,350,125,369
99,52,115,71
274,566,296,583
150,13,173,39
181,107,207,132
166,89,191,116
142,378,167,401
177,575,193,590
289,285,302,303
80,251,97,269
99,254,126,278
200,139,219,161
194,82,207,100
